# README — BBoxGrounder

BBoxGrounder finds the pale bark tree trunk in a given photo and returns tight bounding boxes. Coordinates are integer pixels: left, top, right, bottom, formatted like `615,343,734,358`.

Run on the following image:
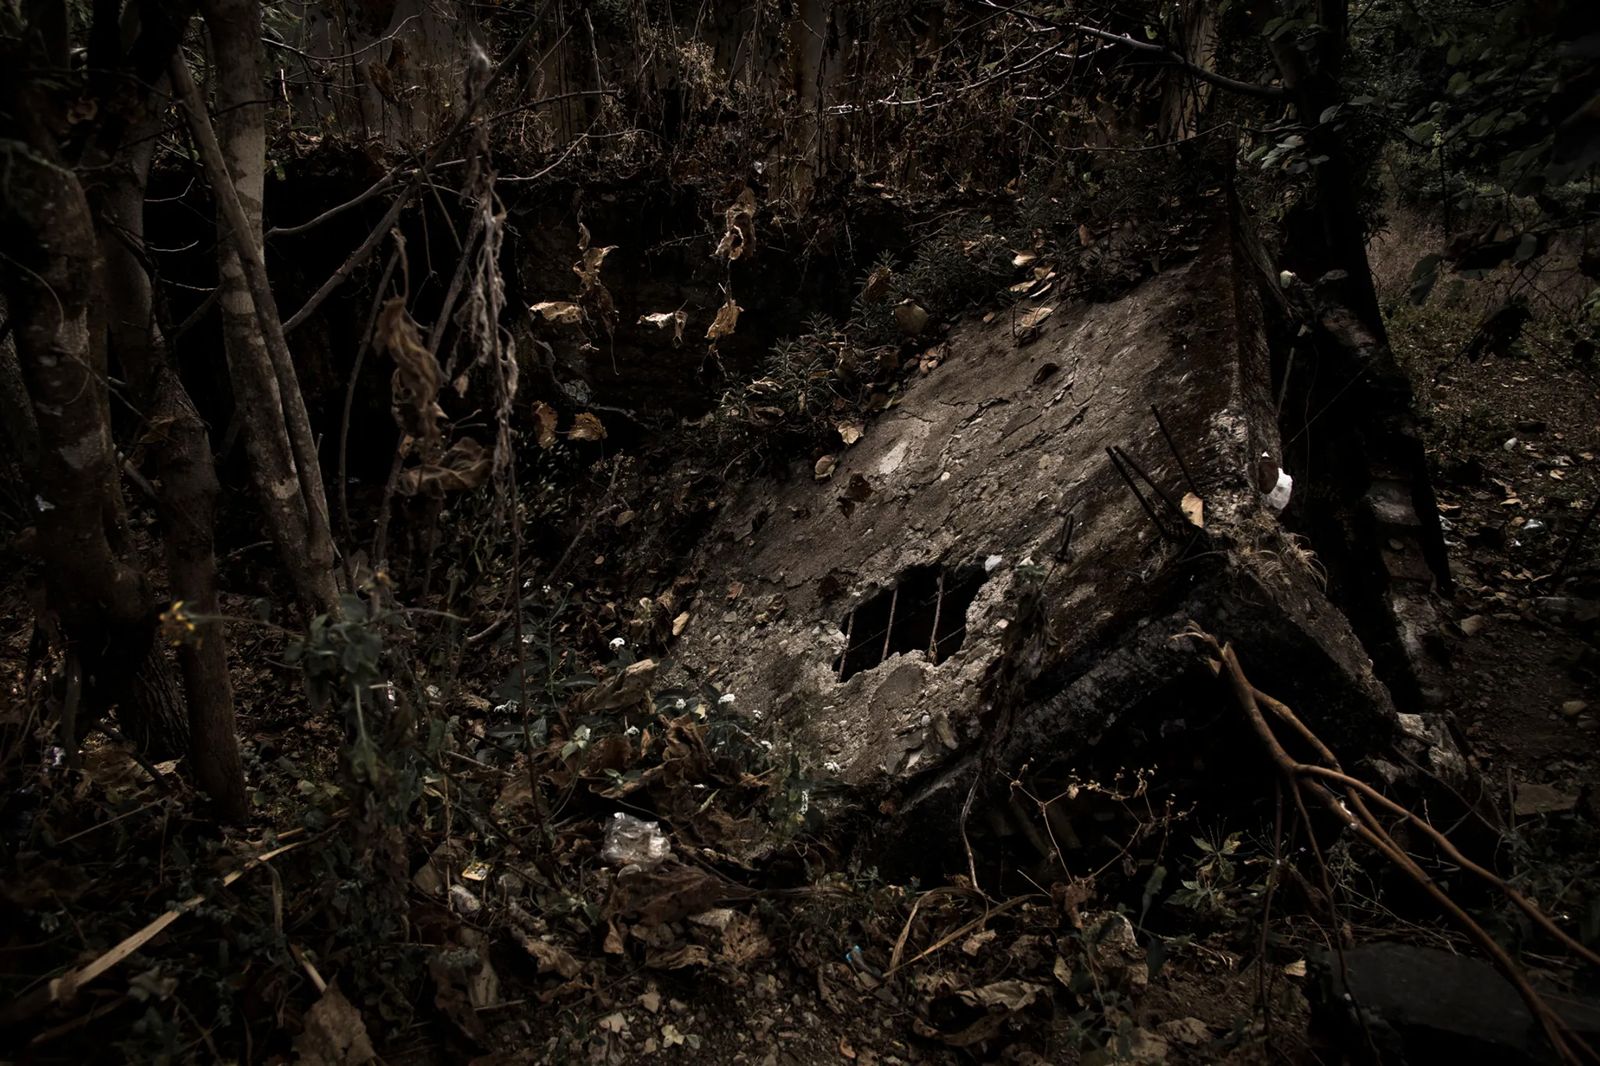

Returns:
198,0,341,618
96,104,248,818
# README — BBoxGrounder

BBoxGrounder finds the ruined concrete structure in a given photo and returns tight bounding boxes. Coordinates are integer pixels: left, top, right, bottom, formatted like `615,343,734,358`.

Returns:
667,190,1459,869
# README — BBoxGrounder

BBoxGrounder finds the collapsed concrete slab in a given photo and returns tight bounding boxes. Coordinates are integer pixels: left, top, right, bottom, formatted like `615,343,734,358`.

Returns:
667,190,1458,871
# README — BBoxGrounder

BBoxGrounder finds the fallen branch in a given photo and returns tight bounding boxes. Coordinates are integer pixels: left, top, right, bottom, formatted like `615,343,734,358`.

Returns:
0,840,306,1027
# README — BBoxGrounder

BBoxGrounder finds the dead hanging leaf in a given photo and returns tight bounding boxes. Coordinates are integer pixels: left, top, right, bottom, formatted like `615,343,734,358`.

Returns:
1181,492,1205,528
638,310,687,346
566,412,607,441
293,984,377,1066
533,401,559,449
397,438,491,496
707,296,742,341
714,185,758,262
861,264,893,303
835,420,864,446
531,300,585,326
375,298,444,447
574,223,618,333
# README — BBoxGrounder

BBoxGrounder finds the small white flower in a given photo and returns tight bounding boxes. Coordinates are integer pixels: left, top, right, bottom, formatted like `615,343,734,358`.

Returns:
718,692,737,705
824,760,843,773
609,637,627,650
673,697,687,710
624,725,640,736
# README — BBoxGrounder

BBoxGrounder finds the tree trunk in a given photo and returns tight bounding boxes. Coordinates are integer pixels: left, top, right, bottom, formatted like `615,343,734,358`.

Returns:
0,316,39,474
0,142,155,740
197,0,341,618
95,105,249,818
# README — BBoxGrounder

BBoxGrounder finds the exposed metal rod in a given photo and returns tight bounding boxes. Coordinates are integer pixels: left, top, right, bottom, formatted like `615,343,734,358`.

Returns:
1150,404,1199,496
1112,444,1185,520
1106,446,1170,539
880,584,900,664
838,606,855,680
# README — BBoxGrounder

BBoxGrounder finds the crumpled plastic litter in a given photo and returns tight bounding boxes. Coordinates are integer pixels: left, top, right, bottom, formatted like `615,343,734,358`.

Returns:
601,812,672,872
1264,467,1293,511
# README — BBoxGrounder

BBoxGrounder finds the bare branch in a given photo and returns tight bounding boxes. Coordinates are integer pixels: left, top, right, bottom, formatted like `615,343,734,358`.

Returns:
967,0,1286,101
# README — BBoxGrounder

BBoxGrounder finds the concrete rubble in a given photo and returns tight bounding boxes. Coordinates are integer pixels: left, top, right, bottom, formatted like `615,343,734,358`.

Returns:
666,191,1464,869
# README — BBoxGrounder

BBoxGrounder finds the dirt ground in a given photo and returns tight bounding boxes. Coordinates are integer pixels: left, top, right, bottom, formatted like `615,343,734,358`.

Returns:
1371,208,1600,820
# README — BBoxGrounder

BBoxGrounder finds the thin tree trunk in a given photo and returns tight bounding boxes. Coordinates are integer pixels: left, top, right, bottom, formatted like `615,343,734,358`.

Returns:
96,106,249,818
185,0,341,618
0,142,155,740
0,315,39,477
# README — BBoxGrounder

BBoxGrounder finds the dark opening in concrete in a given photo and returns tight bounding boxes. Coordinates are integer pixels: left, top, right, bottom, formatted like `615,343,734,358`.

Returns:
834,564,986,681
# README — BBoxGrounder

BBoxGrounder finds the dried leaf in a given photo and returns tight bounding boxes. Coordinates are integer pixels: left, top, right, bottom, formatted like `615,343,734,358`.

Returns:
835,420,864,446
638,310,687,346
533,401,559,449
894,300,929,336
397,438,491,496
515,932,582,979
1181,492,1204,528
530,300,585,326
645,943,712,970
861,264,893,303
707,296,742,341
293,984,377,1066
567,412,607,441
1015,305,1054,331
375,297,444,447
573,659,657,714
957,980,1046,1012
714,186,758,262
573,224,618,332
814,454,838,480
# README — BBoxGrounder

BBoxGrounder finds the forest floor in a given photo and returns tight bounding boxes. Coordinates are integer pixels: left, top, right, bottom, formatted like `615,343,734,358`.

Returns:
1372,209,1600,820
